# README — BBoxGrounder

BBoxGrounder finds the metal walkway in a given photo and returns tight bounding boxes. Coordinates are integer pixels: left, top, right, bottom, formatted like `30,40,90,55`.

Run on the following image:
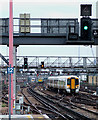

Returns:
0,56,98,73
0,18,98,45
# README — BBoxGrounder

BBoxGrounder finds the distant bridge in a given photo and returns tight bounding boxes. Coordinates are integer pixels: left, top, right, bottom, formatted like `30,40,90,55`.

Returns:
0,56,98,74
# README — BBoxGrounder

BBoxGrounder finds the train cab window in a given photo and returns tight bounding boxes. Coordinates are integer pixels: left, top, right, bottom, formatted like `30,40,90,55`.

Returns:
67,79,71,85
75,79,79,85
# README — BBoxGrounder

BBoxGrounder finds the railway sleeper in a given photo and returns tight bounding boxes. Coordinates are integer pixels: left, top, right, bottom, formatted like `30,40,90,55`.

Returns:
58,103,93,120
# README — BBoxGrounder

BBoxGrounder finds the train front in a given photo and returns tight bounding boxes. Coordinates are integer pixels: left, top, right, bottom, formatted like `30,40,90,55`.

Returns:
66,76,80,94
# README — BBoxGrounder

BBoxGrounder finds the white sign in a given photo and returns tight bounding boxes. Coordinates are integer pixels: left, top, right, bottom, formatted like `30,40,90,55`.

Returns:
7,67,14,74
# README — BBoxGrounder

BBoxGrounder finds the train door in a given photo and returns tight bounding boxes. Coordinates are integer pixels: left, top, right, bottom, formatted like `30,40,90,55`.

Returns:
71,78,75,90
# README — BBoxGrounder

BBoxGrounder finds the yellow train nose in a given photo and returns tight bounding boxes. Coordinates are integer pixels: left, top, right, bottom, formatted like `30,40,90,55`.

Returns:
71,79,75,89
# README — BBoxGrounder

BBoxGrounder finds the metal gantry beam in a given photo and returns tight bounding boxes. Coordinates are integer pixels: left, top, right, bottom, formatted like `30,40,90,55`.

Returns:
0,56,98,73
0,53,9,65
0,18,98,45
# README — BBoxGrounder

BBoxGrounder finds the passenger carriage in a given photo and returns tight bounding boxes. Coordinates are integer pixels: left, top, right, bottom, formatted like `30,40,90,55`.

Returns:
47,75,80,93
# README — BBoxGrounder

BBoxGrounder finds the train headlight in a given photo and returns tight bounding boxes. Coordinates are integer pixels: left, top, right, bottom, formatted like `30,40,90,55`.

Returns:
67,85,70,88
76,85,79,89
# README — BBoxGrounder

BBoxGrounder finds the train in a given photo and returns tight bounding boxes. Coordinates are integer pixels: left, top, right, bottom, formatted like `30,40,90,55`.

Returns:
37,79,43,83
47,75,80,94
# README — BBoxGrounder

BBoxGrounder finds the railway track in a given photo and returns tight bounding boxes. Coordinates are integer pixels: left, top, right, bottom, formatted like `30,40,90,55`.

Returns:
21,88,43,114
28,86,97,120
37,87,98,106
80,83,98,92
71,94,97,106
37,88,98,119
21,87,59,119
27,88,67,120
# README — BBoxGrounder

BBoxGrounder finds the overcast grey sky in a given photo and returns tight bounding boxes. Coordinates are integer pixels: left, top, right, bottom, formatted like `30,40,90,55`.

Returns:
0,0,97,57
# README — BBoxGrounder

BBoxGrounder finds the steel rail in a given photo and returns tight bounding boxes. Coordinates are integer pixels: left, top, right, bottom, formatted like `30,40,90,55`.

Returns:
28,87,93,120
28,88,71,120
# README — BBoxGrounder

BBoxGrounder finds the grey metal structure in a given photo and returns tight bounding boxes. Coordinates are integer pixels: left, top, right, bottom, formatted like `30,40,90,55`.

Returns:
0,18,98,45
0,53,9,65
0,56,97,74
0,17,97,114
0,69,2,110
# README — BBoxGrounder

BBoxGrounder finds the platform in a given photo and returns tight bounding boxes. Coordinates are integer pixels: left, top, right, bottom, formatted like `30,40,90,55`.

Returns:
0,114,51,120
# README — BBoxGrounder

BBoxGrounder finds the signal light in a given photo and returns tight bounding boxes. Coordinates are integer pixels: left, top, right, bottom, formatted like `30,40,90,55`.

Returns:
81,17,92,40
24,58,28,69
41,62,44,68
84,26,88,30
42,65,44,67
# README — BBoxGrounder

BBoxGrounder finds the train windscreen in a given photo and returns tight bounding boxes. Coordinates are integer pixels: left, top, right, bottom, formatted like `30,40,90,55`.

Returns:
75,78,79,85
67,79,70,85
